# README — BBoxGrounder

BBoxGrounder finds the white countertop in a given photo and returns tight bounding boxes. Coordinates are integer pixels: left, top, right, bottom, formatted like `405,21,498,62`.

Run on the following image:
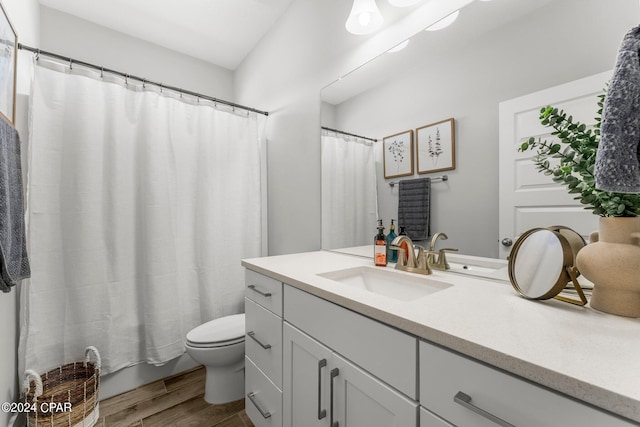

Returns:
242,249,640,423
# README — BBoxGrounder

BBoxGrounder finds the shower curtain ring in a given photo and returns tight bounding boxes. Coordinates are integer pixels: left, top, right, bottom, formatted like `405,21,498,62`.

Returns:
35,49,40,61
142,79,146,88
100,67,104,78
69,58,73,70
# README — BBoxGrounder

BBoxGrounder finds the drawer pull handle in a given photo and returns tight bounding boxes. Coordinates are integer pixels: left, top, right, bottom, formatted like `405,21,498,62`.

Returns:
248,284,272,297
247,391,272,419
454,391,515,427
330,367,340,427
247,331,271,350
318,359,327,420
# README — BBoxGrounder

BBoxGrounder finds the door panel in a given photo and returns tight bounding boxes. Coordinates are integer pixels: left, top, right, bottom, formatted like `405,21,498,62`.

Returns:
498,71,609,258
333,354,418,427
283,323,332,427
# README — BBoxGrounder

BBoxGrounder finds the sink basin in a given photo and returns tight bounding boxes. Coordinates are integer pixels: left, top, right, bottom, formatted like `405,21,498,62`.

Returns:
318,266,453,301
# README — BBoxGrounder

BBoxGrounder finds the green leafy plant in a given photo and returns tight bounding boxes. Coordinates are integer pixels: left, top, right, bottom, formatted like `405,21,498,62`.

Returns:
519,94,640,217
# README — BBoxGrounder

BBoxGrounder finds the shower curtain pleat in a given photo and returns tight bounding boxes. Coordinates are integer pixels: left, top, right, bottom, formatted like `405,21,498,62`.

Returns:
19,61,264,375
321,133,378,249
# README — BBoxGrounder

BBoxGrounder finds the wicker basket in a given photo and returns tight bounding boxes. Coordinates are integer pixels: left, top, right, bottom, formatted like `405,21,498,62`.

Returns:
23,346,101,427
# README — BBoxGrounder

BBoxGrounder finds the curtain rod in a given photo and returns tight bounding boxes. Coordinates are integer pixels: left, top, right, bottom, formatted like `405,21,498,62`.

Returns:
18,43,269,117
321,126,377,142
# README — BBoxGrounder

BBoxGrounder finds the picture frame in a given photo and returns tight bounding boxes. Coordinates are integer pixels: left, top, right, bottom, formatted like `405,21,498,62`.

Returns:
0,1,16,126
383,129,414,179
416,118,455,174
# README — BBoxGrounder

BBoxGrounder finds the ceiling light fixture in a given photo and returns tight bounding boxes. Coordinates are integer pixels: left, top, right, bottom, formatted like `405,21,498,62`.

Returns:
345,0,384,35
388,0,421,6
425,10,460,32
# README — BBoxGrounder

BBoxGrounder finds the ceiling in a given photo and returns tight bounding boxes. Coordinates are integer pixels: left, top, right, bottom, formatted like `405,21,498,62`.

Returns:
322,0,555,105
38,0,421,71
38,0,296,70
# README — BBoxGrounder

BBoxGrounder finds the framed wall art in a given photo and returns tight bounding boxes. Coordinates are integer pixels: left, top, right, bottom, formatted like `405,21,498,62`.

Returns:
383,129,414,179
0,1,16,125
416,118,455,174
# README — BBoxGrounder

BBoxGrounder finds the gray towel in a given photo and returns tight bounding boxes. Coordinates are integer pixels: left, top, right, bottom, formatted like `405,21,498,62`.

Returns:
398,177,430,241
0,118,30,292
595,25,640,193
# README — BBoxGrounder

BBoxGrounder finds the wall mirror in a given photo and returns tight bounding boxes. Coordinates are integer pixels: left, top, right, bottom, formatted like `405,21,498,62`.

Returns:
320,0,637,257
508,226,588,306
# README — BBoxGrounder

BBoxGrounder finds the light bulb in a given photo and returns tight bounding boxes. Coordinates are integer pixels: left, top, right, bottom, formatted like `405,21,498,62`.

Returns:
425,10,459,32
359,12,372,27
346,0,384,35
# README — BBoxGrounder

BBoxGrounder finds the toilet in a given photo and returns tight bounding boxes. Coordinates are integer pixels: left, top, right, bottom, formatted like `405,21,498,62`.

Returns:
185,313,246,404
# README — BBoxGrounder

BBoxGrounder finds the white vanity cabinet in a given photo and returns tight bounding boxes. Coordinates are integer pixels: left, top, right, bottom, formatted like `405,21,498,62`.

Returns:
283,285,418,427
419,340,636,427
242,259,640,427
245,270,284,427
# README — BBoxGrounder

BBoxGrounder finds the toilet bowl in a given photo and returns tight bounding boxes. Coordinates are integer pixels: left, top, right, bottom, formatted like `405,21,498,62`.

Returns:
185,313,245,404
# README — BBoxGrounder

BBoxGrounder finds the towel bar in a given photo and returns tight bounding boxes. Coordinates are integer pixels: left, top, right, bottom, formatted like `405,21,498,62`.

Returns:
388,175,448,187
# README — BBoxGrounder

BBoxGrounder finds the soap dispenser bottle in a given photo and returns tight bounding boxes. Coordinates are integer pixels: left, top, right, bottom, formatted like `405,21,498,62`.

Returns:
386,220,397,263
374,220,387,267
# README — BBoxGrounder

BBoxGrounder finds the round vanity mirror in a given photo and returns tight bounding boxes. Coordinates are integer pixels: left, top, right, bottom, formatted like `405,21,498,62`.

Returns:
508,226,587,305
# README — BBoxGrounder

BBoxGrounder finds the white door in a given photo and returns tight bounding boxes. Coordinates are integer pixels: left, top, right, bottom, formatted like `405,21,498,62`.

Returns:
497,71,610,259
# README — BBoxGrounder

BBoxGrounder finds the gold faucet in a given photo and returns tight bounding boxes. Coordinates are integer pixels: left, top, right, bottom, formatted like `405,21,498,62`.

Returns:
391,235,438,275
427,232,459,270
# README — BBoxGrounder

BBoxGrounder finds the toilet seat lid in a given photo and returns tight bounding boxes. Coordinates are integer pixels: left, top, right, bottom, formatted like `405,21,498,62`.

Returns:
186,313,245,346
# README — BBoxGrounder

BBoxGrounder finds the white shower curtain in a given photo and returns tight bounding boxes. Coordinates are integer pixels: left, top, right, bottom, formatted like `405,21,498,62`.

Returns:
20,60,265,375
321,132,378,249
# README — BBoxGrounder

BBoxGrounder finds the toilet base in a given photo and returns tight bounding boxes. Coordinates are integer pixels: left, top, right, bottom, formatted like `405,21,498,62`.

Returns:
203,361,245,404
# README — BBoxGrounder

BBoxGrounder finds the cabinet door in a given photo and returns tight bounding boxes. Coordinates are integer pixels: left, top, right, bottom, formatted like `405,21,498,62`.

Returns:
333,353,418,427
283,323,333,427
284,322,418,427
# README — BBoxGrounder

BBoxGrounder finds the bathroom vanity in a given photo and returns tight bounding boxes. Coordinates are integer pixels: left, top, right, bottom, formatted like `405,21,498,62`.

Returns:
242,250,640,427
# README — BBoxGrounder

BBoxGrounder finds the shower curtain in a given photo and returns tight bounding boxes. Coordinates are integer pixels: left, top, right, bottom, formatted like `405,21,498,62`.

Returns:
321,132,378,249
19,60,265,375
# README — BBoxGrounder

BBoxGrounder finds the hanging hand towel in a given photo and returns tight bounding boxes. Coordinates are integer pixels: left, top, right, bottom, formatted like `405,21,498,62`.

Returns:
0,118,30,292
595,25,640,193
398,177,431,241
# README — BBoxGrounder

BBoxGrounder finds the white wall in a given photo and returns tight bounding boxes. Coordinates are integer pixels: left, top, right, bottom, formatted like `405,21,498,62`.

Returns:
1,1,40,424
39,7,234,101
332,0,637,257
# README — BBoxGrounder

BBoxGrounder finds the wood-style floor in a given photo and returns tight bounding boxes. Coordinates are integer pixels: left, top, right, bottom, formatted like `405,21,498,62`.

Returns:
97,366,254,427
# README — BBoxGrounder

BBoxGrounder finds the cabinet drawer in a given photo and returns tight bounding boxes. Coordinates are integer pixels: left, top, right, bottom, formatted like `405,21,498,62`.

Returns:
419,340,635,427
284,285,417,399
245,356,283,427
246,269,283,316
245,297,283,388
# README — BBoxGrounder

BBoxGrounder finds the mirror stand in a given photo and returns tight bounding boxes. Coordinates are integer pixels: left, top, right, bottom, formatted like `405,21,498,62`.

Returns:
554,266,588,307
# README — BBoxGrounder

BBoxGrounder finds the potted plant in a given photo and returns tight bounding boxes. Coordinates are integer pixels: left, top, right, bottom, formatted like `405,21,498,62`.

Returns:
519,95,640,317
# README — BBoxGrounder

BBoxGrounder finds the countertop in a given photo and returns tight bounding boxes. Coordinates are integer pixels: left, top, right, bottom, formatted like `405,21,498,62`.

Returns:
242,249,640,423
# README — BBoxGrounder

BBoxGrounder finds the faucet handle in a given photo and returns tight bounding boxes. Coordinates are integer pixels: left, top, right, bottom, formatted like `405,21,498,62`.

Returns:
417,250,436,274
390,245,407,266
437,248,459,270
